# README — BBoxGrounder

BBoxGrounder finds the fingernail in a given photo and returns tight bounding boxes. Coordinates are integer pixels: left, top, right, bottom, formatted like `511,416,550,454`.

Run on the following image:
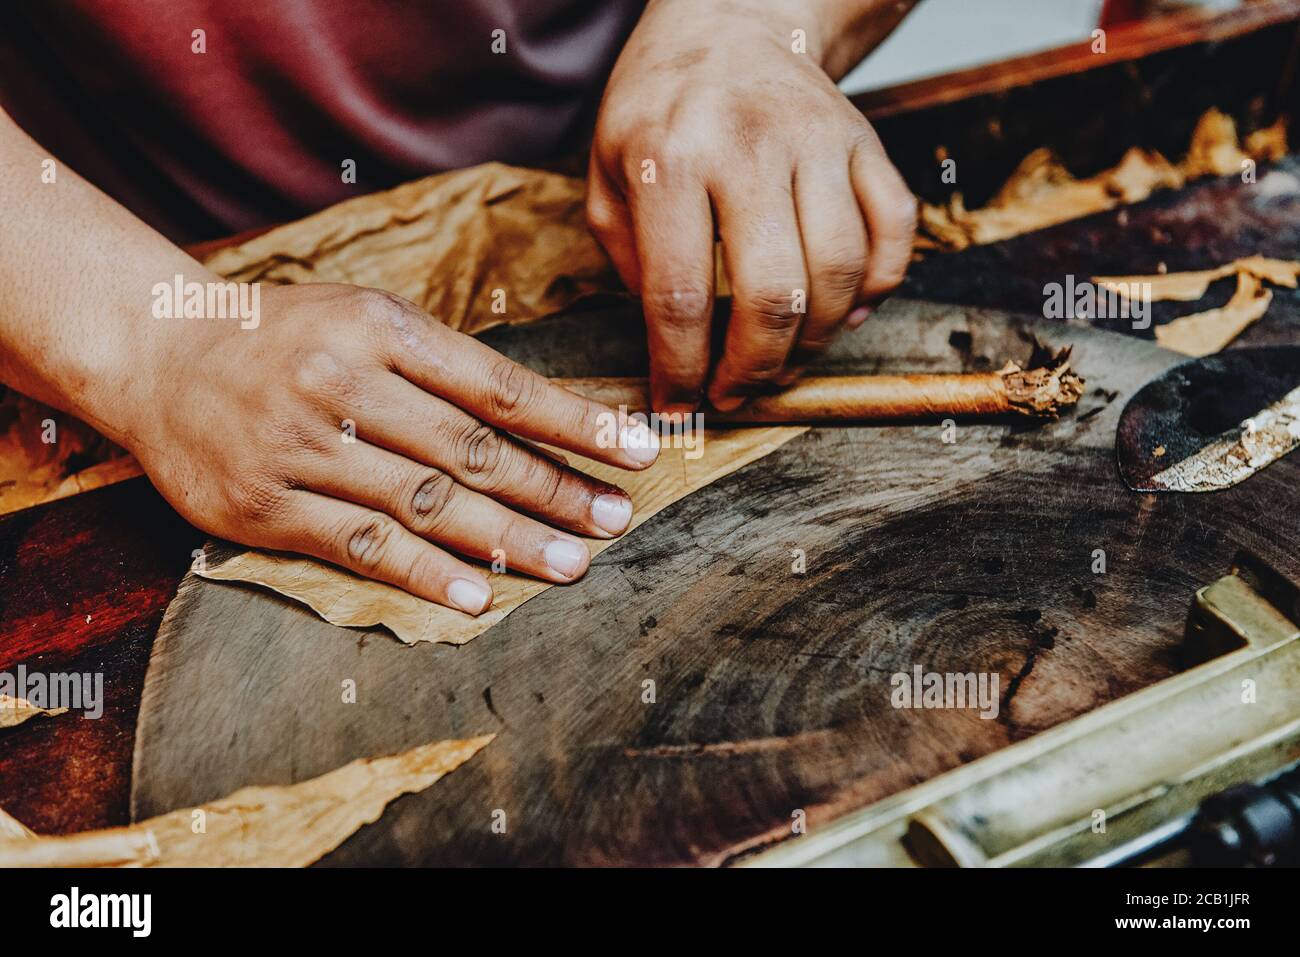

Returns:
544,538,588,578
448,578,492,615
619,421,660,465
846,306,872,329
712,394,745,413
655,388,702,416
591,493,633,535
775,367,802,386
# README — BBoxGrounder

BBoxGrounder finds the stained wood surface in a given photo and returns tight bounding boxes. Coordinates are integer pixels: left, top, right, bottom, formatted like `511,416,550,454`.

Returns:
128,299,1300,866
0,479,199,833
6,8,1299,844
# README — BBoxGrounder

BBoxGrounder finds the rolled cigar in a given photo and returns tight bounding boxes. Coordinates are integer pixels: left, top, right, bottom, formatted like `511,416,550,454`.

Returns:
555,348,1084,423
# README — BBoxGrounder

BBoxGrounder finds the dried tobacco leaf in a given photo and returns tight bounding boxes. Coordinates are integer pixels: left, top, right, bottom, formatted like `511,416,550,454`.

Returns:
0,735,493,867
0,694,68,729
919,110,1288,252
1094,255,1300,356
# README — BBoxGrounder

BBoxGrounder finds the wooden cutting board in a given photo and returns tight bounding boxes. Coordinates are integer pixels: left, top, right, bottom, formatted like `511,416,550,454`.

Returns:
128,298,1300,865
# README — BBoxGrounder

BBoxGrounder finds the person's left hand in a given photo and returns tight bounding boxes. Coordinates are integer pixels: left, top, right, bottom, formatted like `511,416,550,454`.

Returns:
587,0,918,414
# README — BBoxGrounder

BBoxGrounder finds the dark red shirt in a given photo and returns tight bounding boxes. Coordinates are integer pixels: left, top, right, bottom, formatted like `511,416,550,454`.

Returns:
0,1,644,242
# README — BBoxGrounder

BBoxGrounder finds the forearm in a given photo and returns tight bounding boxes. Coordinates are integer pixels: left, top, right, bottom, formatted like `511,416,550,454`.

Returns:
639,0,919,81
0,108,215,448
802,0,922,80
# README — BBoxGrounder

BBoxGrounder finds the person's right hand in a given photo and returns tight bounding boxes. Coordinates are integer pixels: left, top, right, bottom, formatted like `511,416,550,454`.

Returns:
127,283,660,615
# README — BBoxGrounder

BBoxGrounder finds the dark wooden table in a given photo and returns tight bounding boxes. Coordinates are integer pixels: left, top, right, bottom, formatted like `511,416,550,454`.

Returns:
0,480,200,833
4,4,1299,838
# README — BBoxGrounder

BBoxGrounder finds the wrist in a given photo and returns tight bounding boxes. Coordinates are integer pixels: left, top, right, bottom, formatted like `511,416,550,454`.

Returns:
641,0,916,82
55,272,221,455
0,312,141,452
637,0,824,58
803,0,922,80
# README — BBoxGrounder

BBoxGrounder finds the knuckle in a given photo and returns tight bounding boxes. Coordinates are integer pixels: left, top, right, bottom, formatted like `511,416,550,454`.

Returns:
504,514,546,559
356,289,421,345
866,263,908,297
865,244,913,294
531,460,566,513
743,287,803,332
816,245,867,283
337,514,400,569
622,125,666,156
357,288,409,326
655,135,704,172
878,192,920,240
642,282,712,329
406,550,449,594
622,125,713,181
455,422,503,477
732,359,786,383
848,124,887,159
483,357,539,420
594,110,639,152
407,469,457,526
291,349,358,400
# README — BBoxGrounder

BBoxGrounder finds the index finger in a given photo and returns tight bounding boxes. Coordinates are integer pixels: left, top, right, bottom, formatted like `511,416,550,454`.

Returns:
384,308,660,471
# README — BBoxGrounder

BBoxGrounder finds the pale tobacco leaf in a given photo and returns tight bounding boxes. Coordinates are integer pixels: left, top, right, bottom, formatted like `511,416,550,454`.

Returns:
201,426,807,645
0,694,69,730
920,108,1288,252
1179,108,1251,178
201,162,620,337
1092,254,1299,356
201,160,729,326
0,807,36,840
1155,272,1273,358
0,390,138,519
1094,256,1300,302
1233,255,1300,288
1095,263,1239,303
1244,117,1289,162
0,735,493,867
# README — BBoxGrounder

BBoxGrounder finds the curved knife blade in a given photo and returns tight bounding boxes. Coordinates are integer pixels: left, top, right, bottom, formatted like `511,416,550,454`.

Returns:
1117,347,1300,492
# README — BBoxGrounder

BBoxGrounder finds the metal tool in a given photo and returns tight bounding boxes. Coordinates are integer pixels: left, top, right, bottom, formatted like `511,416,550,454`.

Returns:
1116,346,1300,492
1086,761,1300,867
746,552,1300,868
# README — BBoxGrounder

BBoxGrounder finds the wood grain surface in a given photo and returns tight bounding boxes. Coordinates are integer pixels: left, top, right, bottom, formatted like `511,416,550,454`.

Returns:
6,9,1298,847
0,479,200,833
128,299,1300,866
